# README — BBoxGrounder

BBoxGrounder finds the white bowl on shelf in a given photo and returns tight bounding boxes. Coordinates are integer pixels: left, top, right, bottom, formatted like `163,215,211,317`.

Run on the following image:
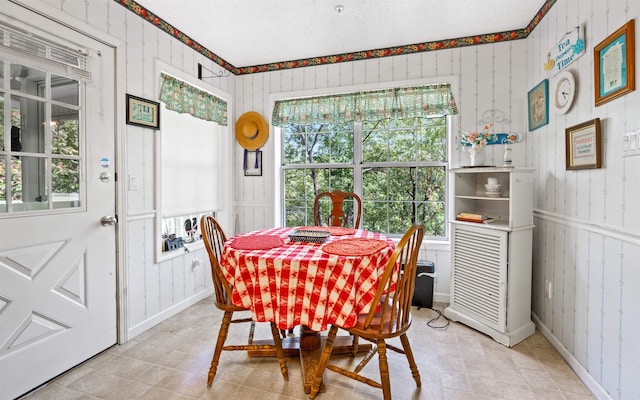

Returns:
485,183,502,197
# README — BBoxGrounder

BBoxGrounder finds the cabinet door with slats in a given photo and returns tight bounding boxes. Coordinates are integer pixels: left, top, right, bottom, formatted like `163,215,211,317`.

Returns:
451,224,508,332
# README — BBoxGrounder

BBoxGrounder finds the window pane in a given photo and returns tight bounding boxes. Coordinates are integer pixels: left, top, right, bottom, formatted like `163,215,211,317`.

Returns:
10,64,46,95
0,60,4,89
283,167,354,227
52,113,79,156
10,156,48,211
363,166,445,236
362,117,446,162
11,95,46,154
51,75,79,106
283,169,313,226
282,122,353,164
52,158,80,208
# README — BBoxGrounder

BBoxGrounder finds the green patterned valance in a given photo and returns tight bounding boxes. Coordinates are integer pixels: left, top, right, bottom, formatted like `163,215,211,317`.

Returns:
159,73,227,125
272,83,457,127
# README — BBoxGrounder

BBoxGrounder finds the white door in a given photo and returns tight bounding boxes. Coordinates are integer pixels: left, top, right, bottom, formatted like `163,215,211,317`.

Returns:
0,12,117,400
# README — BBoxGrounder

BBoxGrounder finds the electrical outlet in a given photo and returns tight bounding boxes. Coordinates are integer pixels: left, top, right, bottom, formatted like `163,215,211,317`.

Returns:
545,280,553,300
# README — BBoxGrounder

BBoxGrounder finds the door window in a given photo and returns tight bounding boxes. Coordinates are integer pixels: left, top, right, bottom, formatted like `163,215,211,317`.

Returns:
1,62,83,213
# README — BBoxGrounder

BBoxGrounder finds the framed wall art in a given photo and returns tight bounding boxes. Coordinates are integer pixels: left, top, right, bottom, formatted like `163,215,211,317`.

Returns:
244,150,262,176
527,79,549,131
126,94,160,129
565,118,601,170
594,19,635,106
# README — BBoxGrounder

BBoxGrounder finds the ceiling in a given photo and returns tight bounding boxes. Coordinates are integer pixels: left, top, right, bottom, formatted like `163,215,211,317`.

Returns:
135,0,548,69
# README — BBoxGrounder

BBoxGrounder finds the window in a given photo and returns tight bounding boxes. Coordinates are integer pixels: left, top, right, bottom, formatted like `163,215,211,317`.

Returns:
159,105,221,246
281,116,448,238
154,64,230,259
276,83,456,239
1,62,83,214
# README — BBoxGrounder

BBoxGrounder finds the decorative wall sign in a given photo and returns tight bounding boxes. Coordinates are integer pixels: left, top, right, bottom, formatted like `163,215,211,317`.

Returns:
528,79,549,131
126,94,160,129
459,132,522,146
594,19,635,106
545,26,586,74
565,118,601,170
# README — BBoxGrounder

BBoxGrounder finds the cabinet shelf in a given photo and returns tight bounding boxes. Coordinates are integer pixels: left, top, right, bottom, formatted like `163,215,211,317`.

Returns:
455,195,509,201
451,167,534,229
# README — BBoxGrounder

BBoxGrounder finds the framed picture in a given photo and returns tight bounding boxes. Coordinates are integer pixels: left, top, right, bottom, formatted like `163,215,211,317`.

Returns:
244,150,262,176
565,118,601,170
527,79,549,131
126,94,160,129
594,19,635,106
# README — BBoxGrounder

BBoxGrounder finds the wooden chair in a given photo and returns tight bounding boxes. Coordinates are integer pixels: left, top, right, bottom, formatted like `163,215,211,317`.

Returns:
312,190,364,342
200,215,288,387
313,190,362,228
309,223,425,400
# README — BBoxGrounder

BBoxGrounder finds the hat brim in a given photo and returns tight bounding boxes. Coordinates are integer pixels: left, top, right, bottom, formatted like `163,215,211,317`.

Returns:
236,111,269,151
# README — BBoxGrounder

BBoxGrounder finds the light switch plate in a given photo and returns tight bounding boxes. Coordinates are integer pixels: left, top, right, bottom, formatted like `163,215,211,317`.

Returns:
623,129,640,157
128,174,139,190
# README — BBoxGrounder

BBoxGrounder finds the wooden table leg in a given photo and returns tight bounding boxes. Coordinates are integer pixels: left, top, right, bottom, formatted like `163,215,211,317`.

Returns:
299,326,324,394
247,326,372,394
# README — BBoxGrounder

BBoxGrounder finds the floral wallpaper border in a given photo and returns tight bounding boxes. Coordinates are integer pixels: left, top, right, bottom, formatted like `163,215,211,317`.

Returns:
115,0,556,76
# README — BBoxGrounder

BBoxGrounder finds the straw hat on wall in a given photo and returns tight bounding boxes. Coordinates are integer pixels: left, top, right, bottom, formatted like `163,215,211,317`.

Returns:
235,111,269,150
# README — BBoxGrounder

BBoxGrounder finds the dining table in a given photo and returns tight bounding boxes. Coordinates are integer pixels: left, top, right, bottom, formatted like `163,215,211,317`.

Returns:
220,225,396,393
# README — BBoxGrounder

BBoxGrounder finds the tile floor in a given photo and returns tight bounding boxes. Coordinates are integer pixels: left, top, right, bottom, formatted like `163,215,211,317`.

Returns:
20,298,595,400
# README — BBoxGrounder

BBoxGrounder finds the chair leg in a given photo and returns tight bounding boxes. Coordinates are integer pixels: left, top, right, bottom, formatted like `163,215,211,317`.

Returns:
310,325,339,399
248,321,255,344
400,333,421,387
208,311,232,387
270,322,289,381
377,339,392,400
351,334,359,356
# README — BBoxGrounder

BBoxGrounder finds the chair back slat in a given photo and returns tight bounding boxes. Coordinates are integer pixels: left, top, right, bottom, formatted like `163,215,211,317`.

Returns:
200,215,233,307
363,223,424,334
313,190,362,228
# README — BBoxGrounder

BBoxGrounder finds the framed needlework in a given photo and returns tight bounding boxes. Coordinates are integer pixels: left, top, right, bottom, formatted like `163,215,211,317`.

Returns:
565,118,602,170
594,19,635,106
126,94,160,129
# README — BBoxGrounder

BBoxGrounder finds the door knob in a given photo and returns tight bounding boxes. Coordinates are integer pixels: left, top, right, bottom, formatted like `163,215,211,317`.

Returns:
101,216,118,226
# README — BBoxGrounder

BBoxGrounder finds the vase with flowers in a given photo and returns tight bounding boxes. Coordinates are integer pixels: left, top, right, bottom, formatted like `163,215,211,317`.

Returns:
458,123,497,166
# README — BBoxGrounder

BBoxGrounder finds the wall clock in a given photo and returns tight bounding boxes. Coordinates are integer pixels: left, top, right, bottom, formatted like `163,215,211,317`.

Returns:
554,70,576,114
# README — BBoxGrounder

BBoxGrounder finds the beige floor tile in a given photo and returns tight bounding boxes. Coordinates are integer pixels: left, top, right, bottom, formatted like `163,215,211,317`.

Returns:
18,298,595,400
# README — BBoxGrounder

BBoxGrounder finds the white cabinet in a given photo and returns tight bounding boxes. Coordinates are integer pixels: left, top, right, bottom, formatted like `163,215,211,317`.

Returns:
445,167,535,347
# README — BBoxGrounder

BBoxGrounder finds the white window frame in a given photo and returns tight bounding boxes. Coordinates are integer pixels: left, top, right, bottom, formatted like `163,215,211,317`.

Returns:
270,75,459,248
154,60,233,262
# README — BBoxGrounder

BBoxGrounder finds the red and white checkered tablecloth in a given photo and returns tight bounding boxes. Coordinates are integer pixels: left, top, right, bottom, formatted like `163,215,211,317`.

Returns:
220,227,395,332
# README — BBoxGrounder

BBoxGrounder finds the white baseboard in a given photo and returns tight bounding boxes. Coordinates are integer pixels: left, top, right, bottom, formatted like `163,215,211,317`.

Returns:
433,292,449,304
532,313,612,400
127,288,213,340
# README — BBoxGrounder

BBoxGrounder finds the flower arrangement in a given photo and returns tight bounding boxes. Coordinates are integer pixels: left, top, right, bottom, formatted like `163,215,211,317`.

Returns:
458,123,496,149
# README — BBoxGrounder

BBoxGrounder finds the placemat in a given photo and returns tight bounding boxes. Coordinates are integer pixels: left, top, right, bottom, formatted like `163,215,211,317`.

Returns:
231,235,284,250
300,226,357,236
322,238,389,256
